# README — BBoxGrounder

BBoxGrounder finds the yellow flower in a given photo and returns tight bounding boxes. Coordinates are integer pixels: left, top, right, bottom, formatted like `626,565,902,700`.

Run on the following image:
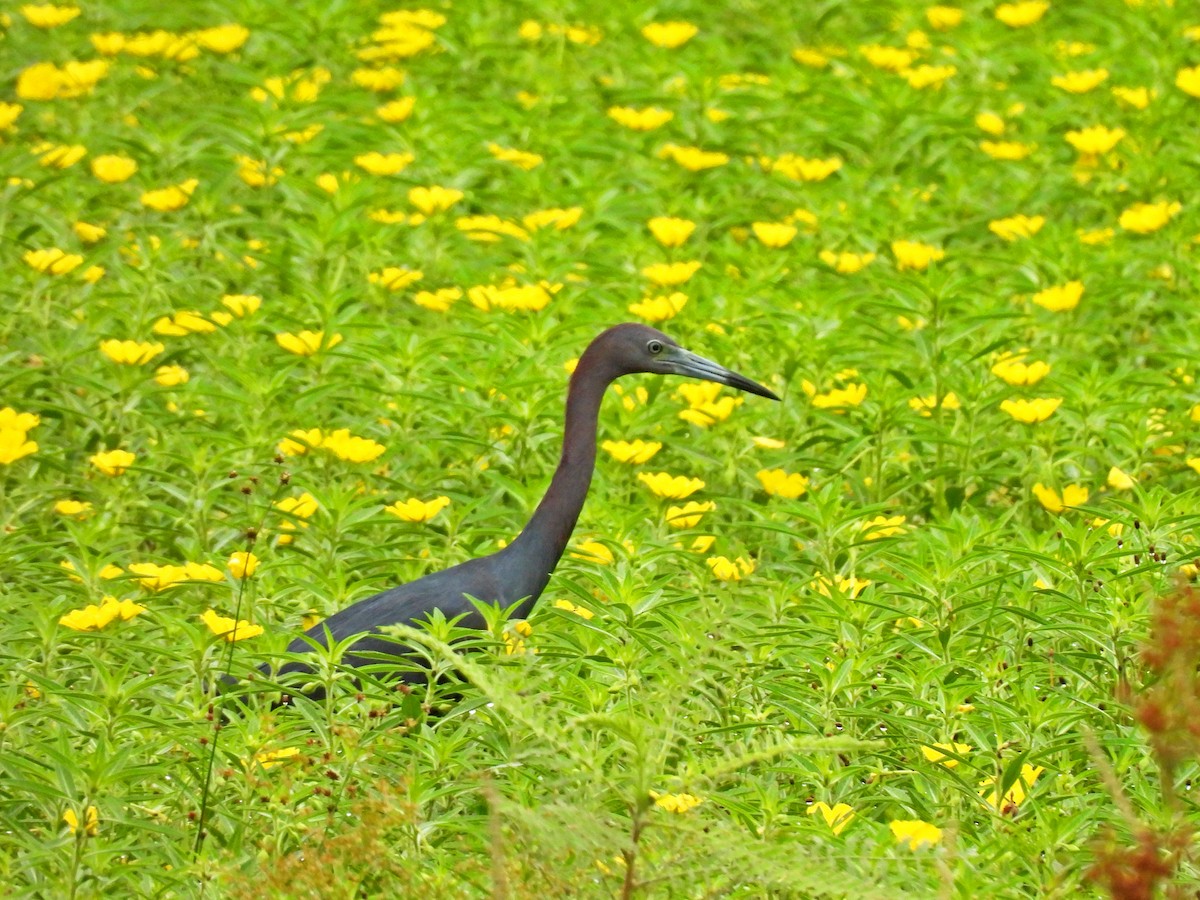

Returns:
752,222,798,248
0,102,23,130
0,408,39,432
1052,69,1108,93
275,492,318,543
1031,281,1083,312
119,30,198,60
60,596,146,632
1001,398,1061,423
73,221,106,243
468,283,554,312
859,44,918,72
989,214,1044,241
638,472,704,499
1107,466,1135,491
192,24,250,54
803,380,868,409
153,311,216,335
369,266,424,291
647,216,695,247
352,66,406,92
994,1,1048,27
890,819,942,850
140,179,198,212
523,207,582,231
275,330,342,356
756,468,809,499
376,96,416,122
1065,125,1125,156
126,561,222,591
24,248,84,275
81,265,104,284
553,599,595,619
650,790,704,813
791,48,829,68
227,551,259,578
89,32,126,55
235,155,283,188
1176,66,1200,98
678,396,742,427
818,250,875,274
254,746,300,769
641,261,701,286
767,155,842,181
861,515,907,539
17,60,110,100
456,215,530,242
975,112,1006,135
21,4,81,28
991,352,1050,386
909,392,960,416
487,143,542,170
1119,201,1181,234
385,496,450,522
892,240,944,271
99,339,164,365
980,764,1043,810
89,449,136,476
1112,85,1154,109
925,6,964,30
629,292,688,323
320,429,385,463
407,185,462,215
54,499,92,518
904,64,957,90
608,106,674,131
354,151,414,175
0,426,38,465
1032,483,1088,513
91,154,138,183
665,501,715,528
658,144,729,171
980,140,1034,160
808,802,855,835
921,742,971,768
413,287,463,312
810,572,871,598
315,171,356,195
1187,458,1200,475
221,294,261,317
707,556,755,581
277,492,319,520
31,142,86,168
571,540,614,565
601,439,662,464
63,806,100,837
201,609,264,642
642,21,698,48
154,365,189,387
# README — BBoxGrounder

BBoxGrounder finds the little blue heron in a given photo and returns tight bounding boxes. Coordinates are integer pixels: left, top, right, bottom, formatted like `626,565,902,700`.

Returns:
268,323,778,689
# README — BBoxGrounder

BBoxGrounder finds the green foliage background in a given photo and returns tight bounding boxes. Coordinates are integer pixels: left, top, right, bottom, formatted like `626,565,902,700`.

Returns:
2,0,1199,896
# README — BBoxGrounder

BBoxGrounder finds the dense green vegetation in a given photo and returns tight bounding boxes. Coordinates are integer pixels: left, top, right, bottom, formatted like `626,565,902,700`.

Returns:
3,1,1200,895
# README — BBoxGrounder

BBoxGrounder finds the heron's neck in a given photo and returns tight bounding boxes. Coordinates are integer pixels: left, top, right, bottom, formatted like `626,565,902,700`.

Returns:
506,363,613,599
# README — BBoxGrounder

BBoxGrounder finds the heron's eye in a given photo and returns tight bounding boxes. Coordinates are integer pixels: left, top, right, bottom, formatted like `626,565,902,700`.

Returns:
647,340,664,355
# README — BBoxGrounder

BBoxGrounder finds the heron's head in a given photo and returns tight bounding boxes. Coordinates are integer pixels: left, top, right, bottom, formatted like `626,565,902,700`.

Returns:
585,323,779,400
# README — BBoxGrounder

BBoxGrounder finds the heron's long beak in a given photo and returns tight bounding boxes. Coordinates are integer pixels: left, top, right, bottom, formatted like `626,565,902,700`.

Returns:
668,347,780,401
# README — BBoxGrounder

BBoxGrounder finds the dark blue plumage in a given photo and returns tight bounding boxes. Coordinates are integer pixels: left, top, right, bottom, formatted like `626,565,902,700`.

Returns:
265,324,778,691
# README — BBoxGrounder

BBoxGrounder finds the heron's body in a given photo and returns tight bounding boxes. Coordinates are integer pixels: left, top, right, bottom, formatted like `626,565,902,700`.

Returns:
268,323,778,689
